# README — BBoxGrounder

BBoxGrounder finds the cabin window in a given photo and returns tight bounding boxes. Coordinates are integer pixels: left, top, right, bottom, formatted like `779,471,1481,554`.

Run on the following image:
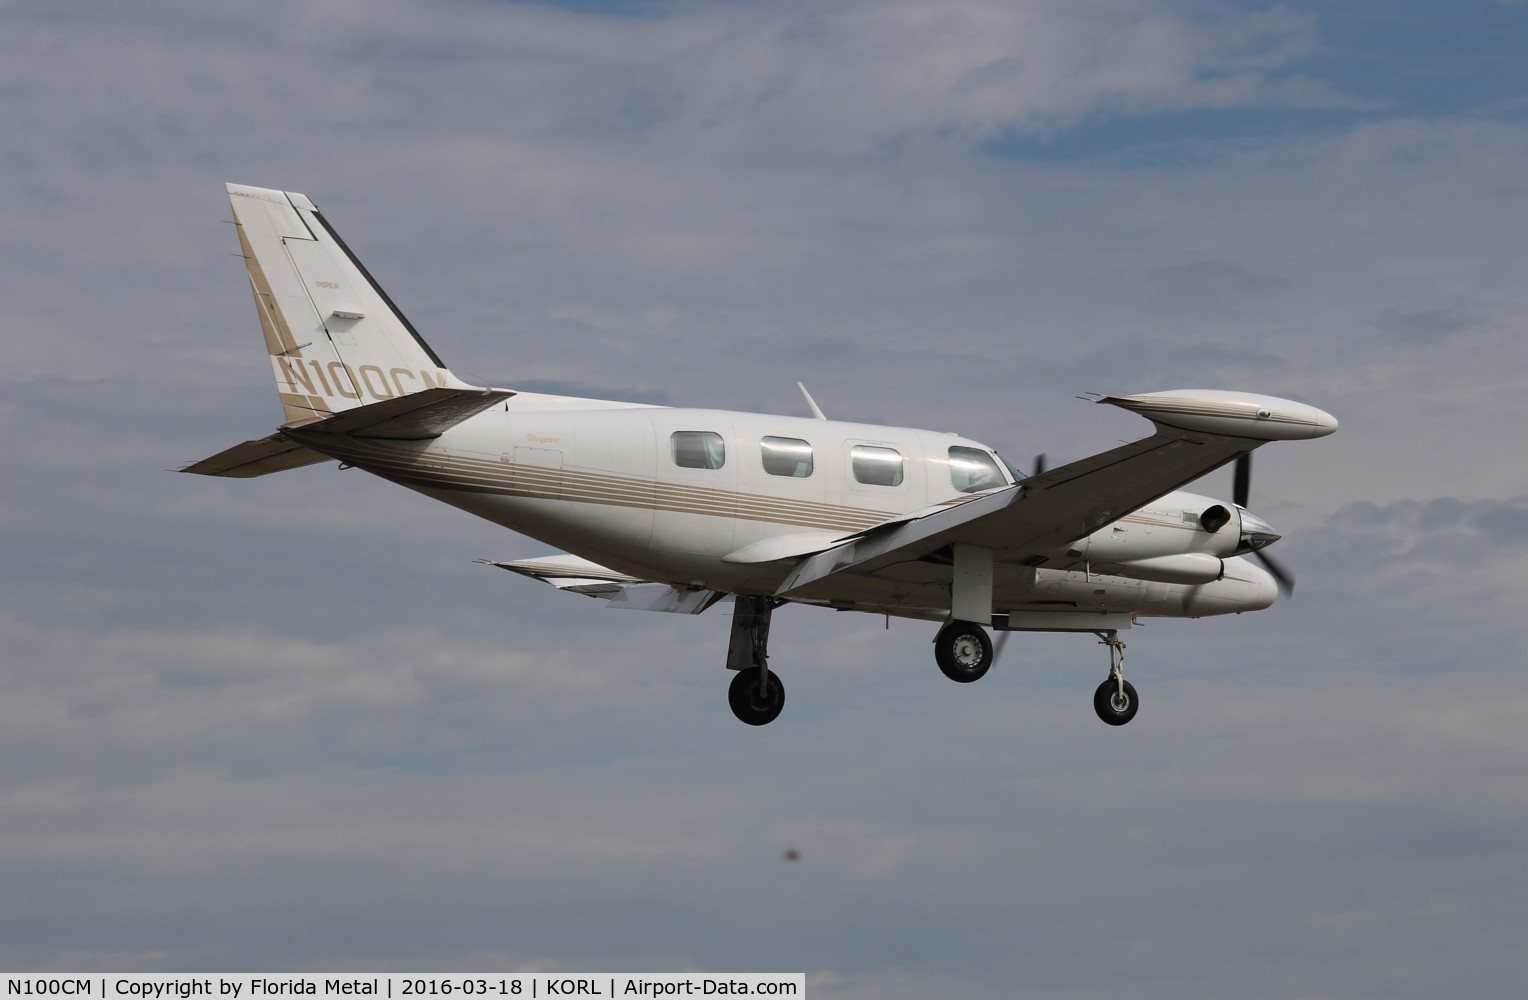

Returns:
851,445,904,487
949,446,1004,493
671,431,725,470
761,436,814,478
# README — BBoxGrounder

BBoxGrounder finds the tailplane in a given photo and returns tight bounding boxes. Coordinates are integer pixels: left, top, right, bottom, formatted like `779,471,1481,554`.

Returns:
226,183,469,425
182,385,513,477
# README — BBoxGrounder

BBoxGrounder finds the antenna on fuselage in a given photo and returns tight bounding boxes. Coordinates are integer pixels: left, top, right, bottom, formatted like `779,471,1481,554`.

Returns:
797,382,828,420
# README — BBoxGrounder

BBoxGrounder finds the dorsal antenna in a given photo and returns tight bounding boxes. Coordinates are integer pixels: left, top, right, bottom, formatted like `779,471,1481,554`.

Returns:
797,382,828,421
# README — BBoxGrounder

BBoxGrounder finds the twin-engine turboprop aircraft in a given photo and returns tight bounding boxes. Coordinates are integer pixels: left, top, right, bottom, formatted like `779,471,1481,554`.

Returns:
186,184,1337,727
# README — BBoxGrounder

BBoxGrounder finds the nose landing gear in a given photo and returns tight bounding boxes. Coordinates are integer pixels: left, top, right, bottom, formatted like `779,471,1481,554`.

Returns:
1092,631,1138,726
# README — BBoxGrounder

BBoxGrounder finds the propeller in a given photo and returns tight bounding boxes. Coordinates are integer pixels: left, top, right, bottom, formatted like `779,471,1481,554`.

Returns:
992,454,1050,665
1231,453,1295,596
1233,452,1252,509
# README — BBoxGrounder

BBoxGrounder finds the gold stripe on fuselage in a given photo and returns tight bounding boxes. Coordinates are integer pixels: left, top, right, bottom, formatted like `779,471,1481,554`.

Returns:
306,436,901,532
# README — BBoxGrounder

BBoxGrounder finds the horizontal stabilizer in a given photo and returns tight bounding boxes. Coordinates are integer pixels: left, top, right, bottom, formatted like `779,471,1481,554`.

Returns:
185,387,511,477
181,433,329,478
296,385,514,440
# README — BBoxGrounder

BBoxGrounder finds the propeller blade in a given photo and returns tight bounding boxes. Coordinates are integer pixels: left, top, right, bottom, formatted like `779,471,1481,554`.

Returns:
1253,548,1295,597
1233,453,1252,509
1232,451,1296,596
1032,453,1048,477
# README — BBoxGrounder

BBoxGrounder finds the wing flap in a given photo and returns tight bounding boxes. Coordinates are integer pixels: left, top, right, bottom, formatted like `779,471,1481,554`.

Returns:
482,555,722,614
722,531,851,564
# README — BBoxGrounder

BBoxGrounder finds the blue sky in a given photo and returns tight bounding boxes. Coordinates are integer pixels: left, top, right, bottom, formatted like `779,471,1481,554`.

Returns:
3,1,1528,996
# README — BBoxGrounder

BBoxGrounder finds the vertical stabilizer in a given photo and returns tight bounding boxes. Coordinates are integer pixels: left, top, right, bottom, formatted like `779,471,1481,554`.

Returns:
226,183,467,426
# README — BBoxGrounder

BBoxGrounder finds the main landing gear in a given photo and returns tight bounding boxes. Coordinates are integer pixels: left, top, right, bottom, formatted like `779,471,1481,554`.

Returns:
728,667,784,726
726,595,785,726
933,619,994,682
928,621,1141,726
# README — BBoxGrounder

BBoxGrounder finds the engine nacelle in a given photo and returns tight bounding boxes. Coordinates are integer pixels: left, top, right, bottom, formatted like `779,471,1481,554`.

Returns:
1107,552,1223,585
1082,490,1245,564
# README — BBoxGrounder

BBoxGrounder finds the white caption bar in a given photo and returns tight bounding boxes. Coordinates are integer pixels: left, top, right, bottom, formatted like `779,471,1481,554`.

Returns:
5,976,804,1000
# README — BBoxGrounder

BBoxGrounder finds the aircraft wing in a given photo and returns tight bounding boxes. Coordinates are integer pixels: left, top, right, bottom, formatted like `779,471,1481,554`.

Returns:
778,390,1337,598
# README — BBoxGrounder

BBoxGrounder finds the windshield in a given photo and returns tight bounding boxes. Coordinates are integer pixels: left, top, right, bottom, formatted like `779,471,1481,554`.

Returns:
948,446,1006,493
996,452,1028,481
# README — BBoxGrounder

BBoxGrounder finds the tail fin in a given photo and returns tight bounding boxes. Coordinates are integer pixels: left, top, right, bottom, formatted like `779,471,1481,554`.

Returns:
226,183,468,426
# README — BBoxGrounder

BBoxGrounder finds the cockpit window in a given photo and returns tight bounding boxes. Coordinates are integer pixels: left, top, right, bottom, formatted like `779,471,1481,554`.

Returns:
851,445,904,487
949,446,1004,493
761,436,813,478
671,431,725,470
997,453,1027,480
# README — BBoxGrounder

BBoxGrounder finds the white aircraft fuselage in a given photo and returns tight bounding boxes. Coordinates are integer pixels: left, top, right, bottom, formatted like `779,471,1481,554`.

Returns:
189,184,1336,726
285,396,1277,622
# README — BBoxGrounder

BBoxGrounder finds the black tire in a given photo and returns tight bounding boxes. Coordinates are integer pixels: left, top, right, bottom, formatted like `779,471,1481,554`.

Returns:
1093,678,1139,726
728,667,785,726
934,620,993,683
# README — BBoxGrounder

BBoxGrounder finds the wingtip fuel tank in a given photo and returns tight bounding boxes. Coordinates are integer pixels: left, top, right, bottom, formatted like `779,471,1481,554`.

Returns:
1098,390,1338,441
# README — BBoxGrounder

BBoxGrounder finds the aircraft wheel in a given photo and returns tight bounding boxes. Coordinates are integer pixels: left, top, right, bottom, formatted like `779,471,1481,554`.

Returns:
1093,678,1139,726
728,667,785,726
934,620,993,683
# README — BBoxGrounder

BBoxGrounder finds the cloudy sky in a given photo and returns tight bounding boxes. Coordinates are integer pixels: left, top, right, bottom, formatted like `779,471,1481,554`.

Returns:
4,0,1528,995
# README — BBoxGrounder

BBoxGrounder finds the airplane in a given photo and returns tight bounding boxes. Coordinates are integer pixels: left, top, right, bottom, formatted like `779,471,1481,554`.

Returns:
185,184,1337,727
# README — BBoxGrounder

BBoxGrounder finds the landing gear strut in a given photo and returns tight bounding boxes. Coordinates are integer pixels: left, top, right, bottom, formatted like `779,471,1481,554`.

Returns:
933,619,994,683
726,595,784,725
1092,631,1138,726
